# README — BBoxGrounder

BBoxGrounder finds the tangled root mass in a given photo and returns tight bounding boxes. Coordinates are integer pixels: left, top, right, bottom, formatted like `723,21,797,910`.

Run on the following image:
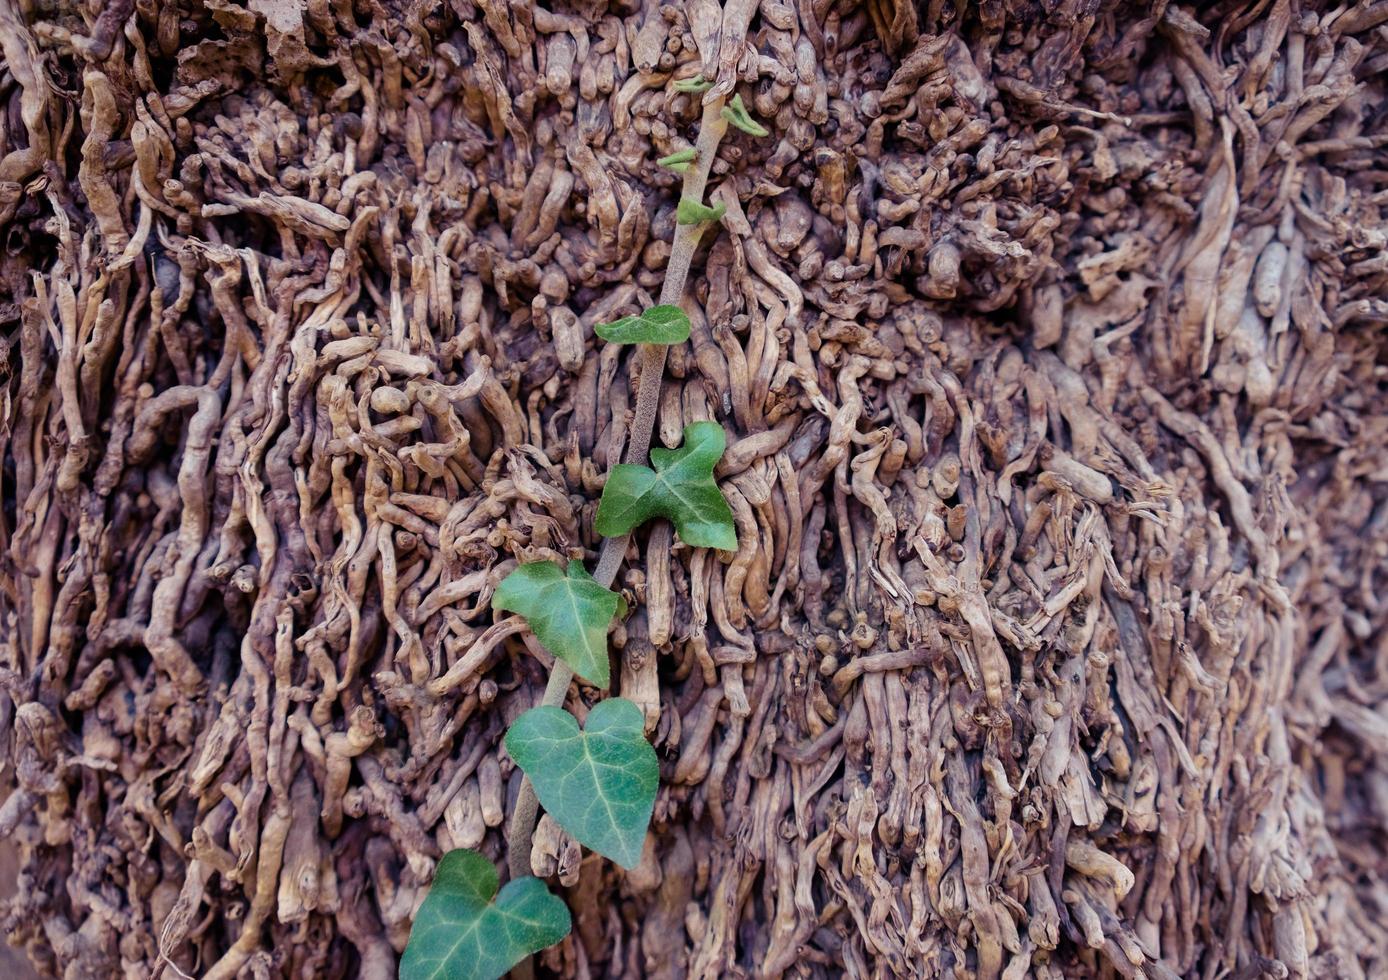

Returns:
1,1,1387,978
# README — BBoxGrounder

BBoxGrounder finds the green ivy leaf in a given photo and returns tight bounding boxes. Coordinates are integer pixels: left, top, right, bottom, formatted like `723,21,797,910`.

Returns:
672,75,712,93
657,148,697,173
676,197,726,225
493,560,626,687
594,421,737,550
720,93,769,137
400,849,570,980
594,304,691,345
505,699,658,869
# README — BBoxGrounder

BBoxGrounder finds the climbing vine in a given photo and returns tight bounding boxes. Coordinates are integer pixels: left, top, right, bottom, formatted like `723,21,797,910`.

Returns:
400,80,764,980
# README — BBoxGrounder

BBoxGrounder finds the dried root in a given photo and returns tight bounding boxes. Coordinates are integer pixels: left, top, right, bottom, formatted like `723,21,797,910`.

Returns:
2,1,1387,979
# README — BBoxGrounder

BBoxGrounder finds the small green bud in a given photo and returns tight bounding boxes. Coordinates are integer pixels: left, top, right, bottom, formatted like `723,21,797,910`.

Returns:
673,75,713,93
657,148,697,172
676,197,726,225
720,93,768,137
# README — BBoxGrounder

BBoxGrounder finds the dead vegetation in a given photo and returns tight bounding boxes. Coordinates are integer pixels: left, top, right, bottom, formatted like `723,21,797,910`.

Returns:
1,0,1387,977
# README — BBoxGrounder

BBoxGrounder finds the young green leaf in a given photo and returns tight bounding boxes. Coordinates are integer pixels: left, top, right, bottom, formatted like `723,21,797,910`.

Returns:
594,421,737,550
400,849,570,980
720,93,769,137
493,560,626,687
505,699,658,869
594,304,691,345
657,148,696,173
672,75,712,93
676,197,726,225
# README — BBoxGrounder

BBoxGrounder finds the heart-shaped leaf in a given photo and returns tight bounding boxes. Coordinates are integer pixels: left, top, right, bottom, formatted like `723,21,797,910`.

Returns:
493,560,625,687
400,849,570,980
676,197,726,225
595,421,738,550
720,93,769,137
595,304,691,345
505,699,658,869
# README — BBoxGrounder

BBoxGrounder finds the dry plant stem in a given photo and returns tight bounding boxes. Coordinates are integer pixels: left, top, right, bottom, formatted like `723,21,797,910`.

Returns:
506,96,729,883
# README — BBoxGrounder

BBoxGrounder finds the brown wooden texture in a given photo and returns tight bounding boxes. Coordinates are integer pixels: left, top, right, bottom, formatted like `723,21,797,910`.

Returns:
1,0,1386,977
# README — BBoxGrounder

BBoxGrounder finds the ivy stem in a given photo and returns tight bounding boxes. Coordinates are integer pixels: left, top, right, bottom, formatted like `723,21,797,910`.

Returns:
506,94,729,883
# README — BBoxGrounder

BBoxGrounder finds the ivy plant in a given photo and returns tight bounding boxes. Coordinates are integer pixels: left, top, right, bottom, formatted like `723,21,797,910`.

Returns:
672,74,713,93
402,82,767,980
595,421,738,550
657,148,697,173
594,304,691,345
399,850,570,980
676,196,726,225
721,94,769,137
506,699,658,868
492,560,625,687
